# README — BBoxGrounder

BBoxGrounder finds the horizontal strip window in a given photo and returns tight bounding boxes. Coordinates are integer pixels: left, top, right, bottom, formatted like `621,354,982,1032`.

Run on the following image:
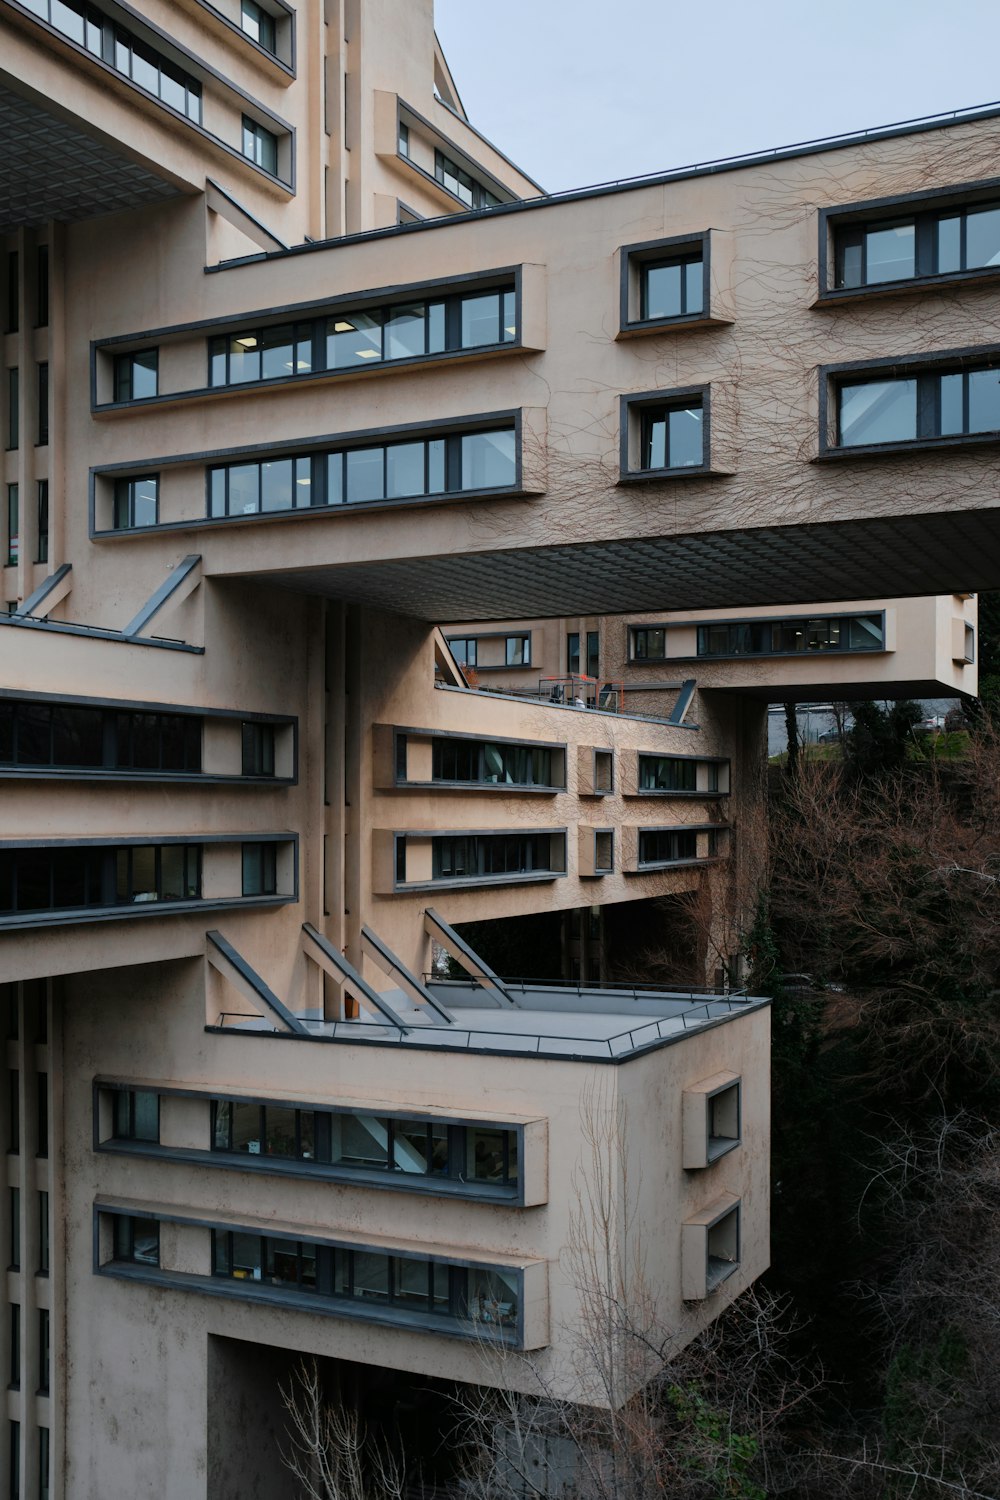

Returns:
0,843,200,915
431,832,559,880
208,285,516,389
211,1101,518,1188
638,756,711,792
0,699,202,771
427,738,556,787
834,200,1000,290
205,426,516,520
638,828,716,866
210,1230,519,1330
18,1,202,121
446,632,530,668
697,614,885,656
836,363,1000,448
434,150,501,210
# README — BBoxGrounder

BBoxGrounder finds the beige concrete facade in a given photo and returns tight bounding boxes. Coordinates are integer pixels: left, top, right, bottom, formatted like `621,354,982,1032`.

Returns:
0,0,994,1492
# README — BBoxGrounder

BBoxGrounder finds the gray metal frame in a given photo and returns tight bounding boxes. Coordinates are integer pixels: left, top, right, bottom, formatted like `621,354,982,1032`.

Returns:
618,385,713,481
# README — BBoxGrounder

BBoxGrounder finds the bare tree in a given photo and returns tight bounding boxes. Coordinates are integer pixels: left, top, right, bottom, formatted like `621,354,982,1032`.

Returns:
279,1357,405,1500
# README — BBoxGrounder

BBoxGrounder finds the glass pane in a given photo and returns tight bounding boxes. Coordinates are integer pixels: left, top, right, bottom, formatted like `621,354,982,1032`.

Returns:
644,415,666,469
346,447,384,503
299,1111,315,1160
294,326,312,374
131,1219,159,1265
393,1122,429,1173
865,221,915,283
209,340,227,386
133,1091,158,1142
460,293,500,347
333,1113,388,1167
293,456,313,507
353,1251,389,1301
684,259,704,314
386,442,425,498
261,325,295,380
469,1128,506,1181
159,845,186,900
394,1257,430,1306
937,216,961,274
130,43,159,95
260,459,292,511
417,439,443,495
468,1267,517,1325
213,1100,231,1150
965,206,1000,269
460,430,515,489
266,1239,299,1286
51,0,85,43
132,351,157,399
326,453,344,506
231,1101,261,1153
327,311,382,368
668,406,703,467
839,379,917,446
264,1105,296,1157
427,302,446,353
159,66,186,114
837,230,863,288
232,1232,261,1279
644,261,682,319
228,464,260,515
132,478,157,526
130,846,157,902
968,368,1000,433
940,372,963,435
227,334,261,384
502,289,517,341
17,703,50,763
385,304,426,360
51,706,102,767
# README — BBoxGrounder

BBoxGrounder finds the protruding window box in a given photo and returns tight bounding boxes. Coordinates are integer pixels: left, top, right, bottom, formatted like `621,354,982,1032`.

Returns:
577,746,614,796
617,230,736,338
89,409,547,537
578,826,614,878
375,725,566,793
622,823,726,873
817,181,1000,306
619,387,734,482
91,265,544,412
682,1194,741,1300
622,752,730,798
94,1083,548,1206
682,1072,741,1169
374,829,567,893
95,1204,549,1349
818,347,1000,460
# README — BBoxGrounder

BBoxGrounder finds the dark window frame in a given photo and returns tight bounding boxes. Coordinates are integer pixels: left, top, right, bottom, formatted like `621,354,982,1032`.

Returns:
433,149,501,211
619,386,711,480
819,346,1000,458
818,178,1000,303
619,232,712,334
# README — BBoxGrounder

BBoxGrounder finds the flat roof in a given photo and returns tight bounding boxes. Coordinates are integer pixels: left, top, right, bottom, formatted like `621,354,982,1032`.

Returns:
212,99,1000,271
218,981,770,1063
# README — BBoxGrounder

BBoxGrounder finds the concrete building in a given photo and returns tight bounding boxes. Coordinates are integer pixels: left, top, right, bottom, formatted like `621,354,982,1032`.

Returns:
0,0,992,1491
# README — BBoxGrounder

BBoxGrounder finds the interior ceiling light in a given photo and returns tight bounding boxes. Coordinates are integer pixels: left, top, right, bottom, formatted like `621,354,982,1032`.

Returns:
235,336,258,348
356,348,379,358
333,320,356,333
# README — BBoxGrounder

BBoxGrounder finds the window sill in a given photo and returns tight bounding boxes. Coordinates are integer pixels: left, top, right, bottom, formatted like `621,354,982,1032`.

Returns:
617,466,730,484
816,432,1000,461
626,789,728,799
813,264,1000,308
96,1139,524,1203
397,780,562,794
629,855,723,875
617,313,731,340
395,870,565,894
641,649,887,663
0,893,295,932
93,483,532,539
0,767,294,786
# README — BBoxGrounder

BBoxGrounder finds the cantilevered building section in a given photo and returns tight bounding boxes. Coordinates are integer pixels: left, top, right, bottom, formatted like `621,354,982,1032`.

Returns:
0,0,992,1491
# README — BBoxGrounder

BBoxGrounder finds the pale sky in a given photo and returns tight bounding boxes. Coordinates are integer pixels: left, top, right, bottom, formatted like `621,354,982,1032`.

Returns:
433,0,1000,194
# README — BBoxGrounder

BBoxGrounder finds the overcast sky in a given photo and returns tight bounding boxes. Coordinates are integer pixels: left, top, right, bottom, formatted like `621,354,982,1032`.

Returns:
433,0,1000,194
